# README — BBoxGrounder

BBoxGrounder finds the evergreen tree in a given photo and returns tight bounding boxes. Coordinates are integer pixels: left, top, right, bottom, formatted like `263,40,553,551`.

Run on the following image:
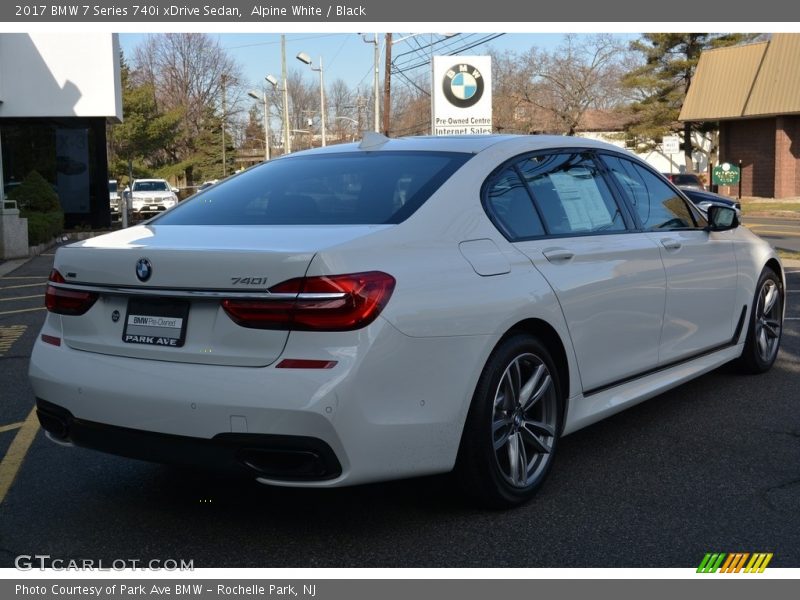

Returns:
623,33,757,171
107,53,182,183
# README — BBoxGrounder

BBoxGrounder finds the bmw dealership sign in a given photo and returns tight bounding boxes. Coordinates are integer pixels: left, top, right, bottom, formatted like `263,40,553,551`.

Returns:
432,56,492,135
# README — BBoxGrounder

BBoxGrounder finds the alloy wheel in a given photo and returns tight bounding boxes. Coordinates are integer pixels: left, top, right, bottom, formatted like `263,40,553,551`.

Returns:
755,279,782,364
491,352,558,488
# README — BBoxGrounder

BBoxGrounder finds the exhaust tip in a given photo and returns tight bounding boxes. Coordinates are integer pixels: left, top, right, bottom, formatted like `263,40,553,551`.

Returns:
238,448,331,480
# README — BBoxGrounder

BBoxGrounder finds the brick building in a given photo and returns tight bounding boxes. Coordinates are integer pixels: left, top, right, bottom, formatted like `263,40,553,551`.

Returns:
679,34,800,198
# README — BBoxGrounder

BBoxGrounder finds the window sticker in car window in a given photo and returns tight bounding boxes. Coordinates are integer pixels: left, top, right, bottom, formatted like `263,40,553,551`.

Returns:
549,172,613,231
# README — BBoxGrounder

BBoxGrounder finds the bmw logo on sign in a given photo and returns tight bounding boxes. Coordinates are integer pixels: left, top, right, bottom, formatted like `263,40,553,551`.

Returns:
136,258,152,282
443,64,485,108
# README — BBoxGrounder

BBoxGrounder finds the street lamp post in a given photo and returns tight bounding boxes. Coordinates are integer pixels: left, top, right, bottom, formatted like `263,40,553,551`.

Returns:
281,34,291,154
247,90,270,161
296,52,326,147
334,116,358,142
264,74,279,155
361,33,380,133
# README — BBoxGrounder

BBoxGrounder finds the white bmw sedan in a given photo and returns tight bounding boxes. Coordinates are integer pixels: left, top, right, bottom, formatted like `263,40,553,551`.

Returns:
30,135,784,507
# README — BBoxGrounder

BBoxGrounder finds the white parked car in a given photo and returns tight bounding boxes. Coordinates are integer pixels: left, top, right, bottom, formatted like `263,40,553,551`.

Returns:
127,178,179,213
108,179,120,212
30,135,784,507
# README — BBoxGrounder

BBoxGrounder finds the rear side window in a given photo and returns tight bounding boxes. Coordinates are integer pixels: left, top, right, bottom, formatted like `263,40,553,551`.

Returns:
485,168,545,239
602,155,699,230
516,153,626,235
153,151,471,226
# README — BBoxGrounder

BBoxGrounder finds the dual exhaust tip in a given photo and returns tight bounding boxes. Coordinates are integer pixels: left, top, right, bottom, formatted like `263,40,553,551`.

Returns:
35,399,340,482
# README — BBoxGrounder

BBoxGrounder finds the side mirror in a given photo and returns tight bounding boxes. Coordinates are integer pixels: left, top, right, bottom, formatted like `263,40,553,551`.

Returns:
171,187,179,194
707,205,739,231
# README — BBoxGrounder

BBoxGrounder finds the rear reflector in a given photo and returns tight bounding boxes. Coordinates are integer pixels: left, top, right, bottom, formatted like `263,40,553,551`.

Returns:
275,359,337,369
45,270,98,316
222,271,395,332
41,334,62,347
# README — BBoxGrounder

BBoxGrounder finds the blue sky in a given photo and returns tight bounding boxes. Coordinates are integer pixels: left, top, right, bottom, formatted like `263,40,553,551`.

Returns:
119,32,640,94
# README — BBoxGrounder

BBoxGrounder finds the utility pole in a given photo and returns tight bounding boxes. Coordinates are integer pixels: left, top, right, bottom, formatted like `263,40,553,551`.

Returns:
373,32,380,133
355,96,365,133
221,74,227,177
383,33,392,136
319,56,326,146
281,34,291,154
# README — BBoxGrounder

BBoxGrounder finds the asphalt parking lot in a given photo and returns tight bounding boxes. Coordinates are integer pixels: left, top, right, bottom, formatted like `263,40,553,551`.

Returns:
0,252,798,568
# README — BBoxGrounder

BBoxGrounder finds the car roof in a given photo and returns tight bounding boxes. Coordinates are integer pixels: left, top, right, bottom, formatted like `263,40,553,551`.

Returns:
679,187,733,201
280,134,636,158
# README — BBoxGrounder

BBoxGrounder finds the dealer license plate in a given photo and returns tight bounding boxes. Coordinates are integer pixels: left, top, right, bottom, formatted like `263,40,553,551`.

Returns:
122,298,189,347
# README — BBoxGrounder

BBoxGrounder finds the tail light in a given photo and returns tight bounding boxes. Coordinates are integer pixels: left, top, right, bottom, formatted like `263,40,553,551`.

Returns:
45,270,98,316
222,271,395,331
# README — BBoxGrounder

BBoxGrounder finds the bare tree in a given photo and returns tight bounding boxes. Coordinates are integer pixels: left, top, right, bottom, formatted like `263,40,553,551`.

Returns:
327,78,356,143
489,35,631,136
390,77,431,137
132,33,244,182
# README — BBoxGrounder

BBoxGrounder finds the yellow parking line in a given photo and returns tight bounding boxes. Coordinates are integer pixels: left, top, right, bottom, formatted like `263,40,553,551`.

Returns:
0,294,44,302
0,307,46,316
0,422,23,434
0,282,47,290
0,325,27,356
0,407,39,504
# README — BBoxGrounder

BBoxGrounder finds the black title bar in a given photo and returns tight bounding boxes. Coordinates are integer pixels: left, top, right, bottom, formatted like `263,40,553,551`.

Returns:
3,0,800,22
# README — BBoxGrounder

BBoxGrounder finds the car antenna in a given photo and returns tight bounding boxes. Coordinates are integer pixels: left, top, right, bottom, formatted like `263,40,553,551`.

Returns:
359,131,390,150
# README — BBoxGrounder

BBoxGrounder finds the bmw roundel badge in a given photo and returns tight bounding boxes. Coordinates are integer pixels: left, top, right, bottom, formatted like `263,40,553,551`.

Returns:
136,258,152,282
443,63,485,108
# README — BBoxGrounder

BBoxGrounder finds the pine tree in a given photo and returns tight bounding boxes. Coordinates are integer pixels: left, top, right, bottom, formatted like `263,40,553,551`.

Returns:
623,33,757,172
107,53,182,183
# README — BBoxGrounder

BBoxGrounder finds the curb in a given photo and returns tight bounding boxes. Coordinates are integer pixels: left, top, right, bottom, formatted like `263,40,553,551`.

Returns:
0,258,32,278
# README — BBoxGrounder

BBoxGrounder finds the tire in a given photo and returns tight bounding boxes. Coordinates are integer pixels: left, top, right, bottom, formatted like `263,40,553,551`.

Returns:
456,334,563,509
737,267,783,374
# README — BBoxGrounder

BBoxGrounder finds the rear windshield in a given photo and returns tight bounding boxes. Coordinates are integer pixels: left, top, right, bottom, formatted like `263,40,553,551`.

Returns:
108,181,117,193
153,151,471,226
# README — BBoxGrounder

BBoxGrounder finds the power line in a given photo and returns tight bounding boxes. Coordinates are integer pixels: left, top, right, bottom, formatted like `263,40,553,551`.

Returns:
224,33,341,50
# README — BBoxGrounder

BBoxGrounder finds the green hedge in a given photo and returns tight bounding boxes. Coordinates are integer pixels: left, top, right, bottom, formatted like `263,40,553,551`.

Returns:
8,170,60,213
24,211,64,246
7,170,64,246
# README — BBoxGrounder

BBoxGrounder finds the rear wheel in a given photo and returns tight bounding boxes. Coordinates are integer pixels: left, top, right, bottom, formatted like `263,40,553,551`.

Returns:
738,268,783,374
456,334,562,508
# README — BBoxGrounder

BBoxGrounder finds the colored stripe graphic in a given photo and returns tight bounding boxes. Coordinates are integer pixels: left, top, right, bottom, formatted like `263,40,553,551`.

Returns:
697,552,773,573
745,553,773,573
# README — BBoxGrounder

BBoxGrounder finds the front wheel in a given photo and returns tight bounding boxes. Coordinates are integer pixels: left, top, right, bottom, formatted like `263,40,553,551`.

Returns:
738,268,783,374
456,334,563,508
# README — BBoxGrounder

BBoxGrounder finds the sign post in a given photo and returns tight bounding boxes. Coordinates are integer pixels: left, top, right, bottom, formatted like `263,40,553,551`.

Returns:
662,135,680,173
431,56,492,136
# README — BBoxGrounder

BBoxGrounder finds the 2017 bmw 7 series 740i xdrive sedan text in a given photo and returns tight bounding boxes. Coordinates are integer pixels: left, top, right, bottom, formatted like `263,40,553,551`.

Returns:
30,134,784,507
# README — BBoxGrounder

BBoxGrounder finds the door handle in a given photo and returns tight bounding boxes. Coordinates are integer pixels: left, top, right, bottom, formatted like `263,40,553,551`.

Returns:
542,248,575,263
660,238,682,251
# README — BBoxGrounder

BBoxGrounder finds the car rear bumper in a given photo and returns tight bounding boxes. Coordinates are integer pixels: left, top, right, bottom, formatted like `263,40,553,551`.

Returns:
36,398,342,481
28,317,493,486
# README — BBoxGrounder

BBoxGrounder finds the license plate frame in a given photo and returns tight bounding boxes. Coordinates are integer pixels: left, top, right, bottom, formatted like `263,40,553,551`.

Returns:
122,298,190,347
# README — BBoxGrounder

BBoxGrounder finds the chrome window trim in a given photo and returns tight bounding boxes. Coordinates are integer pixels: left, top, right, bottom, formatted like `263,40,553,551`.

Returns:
47,282,346,301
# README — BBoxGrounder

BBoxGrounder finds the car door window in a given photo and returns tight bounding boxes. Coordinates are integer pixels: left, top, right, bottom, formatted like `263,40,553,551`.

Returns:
602,155,700,230
516,153,626,235
484,168,546,240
